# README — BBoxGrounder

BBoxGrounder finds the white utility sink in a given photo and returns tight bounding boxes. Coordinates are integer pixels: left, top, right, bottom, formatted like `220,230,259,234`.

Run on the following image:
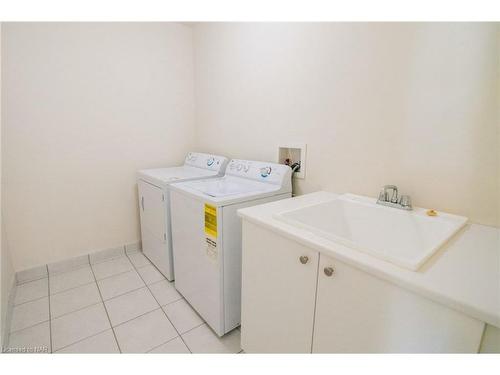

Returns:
275,193,468,270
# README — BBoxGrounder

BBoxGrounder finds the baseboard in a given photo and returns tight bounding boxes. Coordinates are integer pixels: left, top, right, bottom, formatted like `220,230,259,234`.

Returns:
15,240,143,284
47,254,90,275
89,246,125,265
16,265,48,285
125,241,142,254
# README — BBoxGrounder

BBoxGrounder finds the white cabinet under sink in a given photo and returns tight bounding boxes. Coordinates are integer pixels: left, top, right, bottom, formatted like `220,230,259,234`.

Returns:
240,221,485,353
240,221,319,353
313,253,483,353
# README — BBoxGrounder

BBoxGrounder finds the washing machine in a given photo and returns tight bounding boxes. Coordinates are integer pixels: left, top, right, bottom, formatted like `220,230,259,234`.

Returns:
137,152,228,281
170,159,292,336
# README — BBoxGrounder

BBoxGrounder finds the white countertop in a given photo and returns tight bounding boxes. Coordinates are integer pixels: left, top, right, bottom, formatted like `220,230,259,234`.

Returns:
238,191,500,327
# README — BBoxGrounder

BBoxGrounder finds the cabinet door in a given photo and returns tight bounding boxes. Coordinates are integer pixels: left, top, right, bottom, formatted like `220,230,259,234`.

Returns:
240,221,319,353
313,253,484,353
138,180,170,278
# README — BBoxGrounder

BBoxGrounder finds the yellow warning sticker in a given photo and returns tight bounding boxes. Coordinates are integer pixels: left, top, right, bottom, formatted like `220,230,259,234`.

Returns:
204,203,217,238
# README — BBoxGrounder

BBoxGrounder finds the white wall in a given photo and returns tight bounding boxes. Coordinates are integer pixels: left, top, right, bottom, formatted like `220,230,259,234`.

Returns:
2,23,196,271
2,22,499,273
0,22,16,348
193,23,500,227
498,42,500,234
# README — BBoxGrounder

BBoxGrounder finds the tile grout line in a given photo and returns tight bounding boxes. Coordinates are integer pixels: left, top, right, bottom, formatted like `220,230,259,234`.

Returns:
50,280,96,298
180,322,205,335
99,285,147,304
8,282,181,337
46,265,53,353
147,277,173,288
16,252,146,288
146,335,181,353
112,307,162,329
126,253,153,269
53,327,112,353
91,256,152,282
15,247,143,285
13,294,50,308
47,263,90,277
159,295,184,307
95,267,137,281
16,275,48,286
125,252,193,353
144,322,202,354
44,256,148,302
89,254,126,266
13,269,126,308
88,253,123,354
52,250,148,275
13,297,121,336
10,254,146,345
10,254,158,352
146,320,206,353
44,281,180,334
51,302,102,322
8,319,51,335
14,279,94,310
109,293,196,331
10,253,202,354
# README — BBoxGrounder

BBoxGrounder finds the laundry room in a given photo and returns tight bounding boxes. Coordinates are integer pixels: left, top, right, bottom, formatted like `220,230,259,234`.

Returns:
0,2,499,372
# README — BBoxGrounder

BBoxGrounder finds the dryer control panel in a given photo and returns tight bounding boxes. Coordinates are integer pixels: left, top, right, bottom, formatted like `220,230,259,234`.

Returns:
184,152,228,173
226,159,292,187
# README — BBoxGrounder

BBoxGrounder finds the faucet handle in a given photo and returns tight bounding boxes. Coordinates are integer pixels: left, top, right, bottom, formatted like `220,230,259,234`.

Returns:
399,195,412,209
378,190,386,202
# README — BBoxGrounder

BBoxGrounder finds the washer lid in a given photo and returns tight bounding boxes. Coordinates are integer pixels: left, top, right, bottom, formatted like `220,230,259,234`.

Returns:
137,165,219,187
178,176,280,198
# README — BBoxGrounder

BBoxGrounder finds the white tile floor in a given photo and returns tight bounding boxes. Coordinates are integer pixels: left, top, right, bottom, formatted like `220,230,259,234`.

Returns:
5,252,242,354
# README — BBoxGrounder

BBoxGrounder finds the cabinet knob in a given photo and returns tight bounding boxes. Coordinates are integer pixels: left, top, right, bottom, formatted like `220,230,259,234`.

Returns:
299,256,309,264
324,267,334,277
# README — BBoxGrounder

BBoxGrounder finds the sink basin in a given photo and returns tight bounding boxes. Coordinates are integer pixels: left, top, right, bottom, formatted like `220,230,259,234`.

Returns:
275,193,468,270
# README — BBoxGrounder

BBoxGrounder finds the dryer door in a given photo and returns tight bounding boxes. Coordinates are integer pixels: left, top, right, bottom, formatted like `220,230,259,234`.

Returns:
138,180,172,280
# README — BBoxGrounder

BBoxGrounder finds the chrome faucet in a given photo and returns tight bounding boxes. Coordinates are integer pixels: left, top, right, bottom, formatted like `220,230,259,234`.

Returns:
376,185,412,210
